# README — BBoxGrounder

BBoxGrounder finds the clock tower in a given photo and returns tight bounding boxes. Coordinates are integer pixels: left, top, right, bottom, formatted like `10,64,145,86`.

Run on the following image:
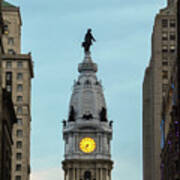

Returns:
62,49,113,180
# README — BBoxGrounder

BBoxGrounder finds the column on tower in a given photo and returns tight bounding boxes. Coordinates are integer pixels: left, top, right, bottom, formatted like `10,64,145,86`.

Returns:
105,168,108,180
96,168,98,180
100,168,103,180
76,167,79,180
73,167,75,180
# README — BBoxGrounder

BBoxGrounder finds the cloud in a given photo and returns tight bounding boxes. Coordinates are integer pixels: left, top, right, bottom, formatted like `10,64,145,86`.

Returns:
30,168,64,180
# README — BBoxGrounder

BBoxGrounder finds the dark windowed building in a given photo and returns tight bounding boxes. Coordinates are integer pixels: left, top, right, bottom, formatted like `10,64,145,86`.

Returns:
143,1,177,180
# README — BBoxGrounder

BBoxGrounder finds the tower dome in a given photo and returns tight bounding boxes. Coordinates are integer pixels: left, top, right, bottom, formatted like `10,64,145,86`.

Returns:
68,52,108,124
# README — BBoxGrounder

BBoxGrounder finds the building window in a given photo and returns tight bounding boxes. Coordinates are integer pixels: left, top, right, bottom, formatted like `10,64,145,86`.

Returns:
17,84,23,92
162,45,168,52
3,24,9,35
16,141,22,149
17,61,23,68
162,70,168,79
17,119,22,126
16,130,23,138
170,33,176,40
17,96,23,102
170,45,175,52
16,164,22,171
6,72,12,81
162,19,168,28
162,84,168,91
16,153,22,160
15,176,21,180
162,61,168,66
6,61,12,68
162,58,168,66
17,106,22,114
170,19,176,27
6,85,12,93
84,171,91,180
5,72,12,93
8,49,15,55
8,37,14,45
17,73,23,80
162,32,168,40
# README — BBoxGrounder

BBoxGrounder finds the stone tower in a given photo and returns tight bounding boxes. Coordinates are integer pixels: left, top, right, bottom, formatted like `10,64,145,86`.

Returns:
62,52,113,180
1,1,34,180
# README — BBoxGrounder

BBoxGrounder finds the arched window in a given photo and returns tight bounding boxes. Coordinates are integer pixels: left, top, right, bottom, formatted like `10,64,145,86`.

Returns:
84,171,91,180
8,49,16,55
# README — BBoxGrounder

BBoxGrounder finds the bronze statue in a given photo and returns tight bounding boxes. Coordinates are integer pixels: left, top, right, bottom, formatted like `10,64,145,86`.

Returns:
82,29,96,53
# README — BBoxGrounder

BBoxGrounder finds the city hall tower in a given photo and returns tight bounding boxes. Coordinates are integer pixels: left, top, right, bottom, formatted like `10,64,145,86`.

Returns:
62,33,113,180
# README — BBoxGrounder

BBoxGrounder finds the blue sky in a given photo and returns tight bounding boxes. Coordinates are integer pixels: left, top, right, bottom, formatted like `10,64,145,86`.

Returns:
7,0,166,179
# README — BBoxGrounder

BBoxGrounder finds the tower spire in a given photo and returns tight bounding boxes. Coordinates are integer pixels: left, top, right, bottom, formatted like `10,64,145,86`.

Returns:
62,34,113,180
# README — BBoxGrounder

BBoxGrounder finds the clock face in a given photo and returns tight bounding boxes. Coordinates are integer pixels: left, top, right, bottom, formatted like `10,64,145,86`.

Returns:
79,137,96,153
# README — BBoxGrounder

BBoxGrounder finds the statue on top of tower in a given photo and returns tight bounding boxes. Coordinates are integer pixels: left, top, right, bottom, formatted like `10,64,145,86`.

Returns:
82,29,96,53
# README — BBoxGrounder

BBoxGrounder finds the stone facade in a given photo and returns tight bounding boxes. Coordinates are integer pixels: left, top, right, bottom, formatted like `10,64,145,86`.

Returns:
143,1,177,180
1,53,33,180
2,2,21,54
160,1,180,179
160,63,180,179
62,53,113,180
0,89,17,180
0,0,3,174
1,2,34,180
